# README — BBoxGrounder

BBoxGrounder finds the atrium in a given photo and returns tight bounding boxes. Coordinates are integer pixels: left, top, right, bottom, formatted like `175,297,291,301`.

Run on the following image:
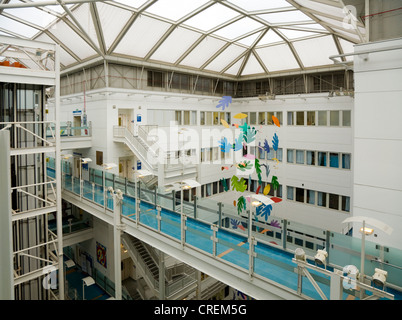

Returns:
0,0,401,302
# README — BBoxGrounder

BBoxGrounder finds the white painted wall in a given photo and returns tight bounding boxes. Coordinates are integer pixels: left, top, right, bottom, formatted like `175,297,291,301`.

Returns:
353,37,402,249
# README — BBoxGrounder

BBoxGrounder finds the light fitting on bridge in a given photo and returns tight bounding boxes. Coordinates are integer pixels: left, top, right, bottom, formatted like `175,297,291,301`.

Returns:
314,249,328,266
294,248,306,262
372,268,388,287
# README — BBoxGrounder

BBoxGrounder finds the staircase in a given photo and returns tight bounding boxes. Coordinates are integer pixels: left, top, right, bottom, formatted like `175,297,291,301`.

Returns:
121,233,198,299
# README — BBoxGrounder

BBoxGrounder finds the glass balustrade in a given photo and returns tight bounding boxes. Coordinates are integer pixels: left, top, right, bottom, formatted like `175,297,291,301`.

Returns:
47,158,402,300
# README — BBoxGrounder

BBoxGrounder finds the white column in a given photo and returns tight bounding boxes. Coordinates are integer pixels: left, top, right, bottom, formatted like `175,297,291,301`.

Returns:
0,131,14,299
113,191,123,300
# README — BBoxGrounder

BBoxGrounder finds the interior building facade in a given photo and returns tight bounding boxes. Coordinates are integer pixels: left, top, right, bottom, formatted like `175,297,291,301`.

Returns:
1,0,402,301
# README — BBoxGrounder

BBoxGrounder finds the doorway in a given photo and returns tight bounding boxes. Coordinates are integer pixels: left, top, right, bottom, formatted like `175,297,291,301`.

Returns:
74,116,81,136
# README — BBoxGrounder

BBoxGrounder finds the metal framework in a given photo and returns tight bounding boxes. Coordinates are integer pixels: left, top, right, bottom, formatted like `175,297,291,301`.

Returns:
0,35,63,300
0,0,365,79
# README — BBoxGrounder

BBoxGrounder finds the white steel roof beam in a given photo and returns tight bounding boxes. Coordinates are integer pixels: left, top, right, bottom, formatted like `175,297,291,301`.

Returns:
0,0,108,9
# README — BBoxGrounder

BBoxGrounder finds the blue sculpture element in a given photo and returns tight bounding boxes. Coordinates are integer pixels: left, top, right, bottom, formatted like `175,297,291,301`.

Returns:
272,133,279,151
216,96,232,110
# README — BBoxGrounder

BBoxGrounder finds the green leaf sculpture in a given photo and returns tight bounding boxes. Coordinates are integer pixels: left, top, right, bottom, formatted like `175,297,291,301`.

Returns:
271,175,279,190
255,158,262,186
231,175,247,192
237,195,246,215
237,160,253,171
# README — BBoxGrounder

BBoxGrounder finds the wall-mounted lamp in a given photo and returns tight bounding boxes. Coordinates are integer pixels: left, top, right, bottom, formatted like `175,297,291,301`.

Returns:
314,249,328,266
295,248,306,262
372,268,387,287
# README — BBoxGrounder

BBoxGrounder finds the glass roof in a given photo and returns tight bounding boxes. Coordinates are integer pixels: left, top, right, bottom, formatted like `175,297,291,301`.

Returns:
0,0,365,78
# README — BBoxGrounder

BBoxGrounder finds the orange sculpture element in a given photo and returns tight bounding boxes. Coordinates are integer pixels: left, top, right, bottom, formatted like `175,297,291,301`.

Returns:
0,60,26,68
272,115,280,127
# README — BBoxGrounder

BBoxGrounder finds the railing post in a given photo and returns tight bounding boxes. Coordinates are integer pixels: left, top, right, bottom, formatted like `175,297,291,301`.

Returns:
282,219,287,250
92,183,95,202
154,187,157,207
248,236,256,279
172,190,176,211
156,205,161,232
136,199,141,227
193,195,197,219
181,214,187,248
211,224,218,257
218,202,223,228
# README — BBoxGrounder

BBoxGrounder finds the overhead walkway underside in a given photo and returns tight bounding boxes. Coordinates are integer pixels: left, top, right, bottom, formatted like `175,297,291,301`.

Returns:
48,168,401,301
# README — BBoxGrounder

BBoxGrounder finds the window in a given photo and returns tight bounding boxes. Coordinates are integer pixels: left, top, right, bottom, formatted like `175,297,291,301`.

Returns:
276,148,283,162
200,111,205,125
330,110,339,126
249,112,256,125
287,149,294,163
201,148,205,162
225,112,231,125
191,111,197,125
206,112,212,125
258,112,266,125
330,153,339,168
213,181,218,194
329,194,339,210
296,150,305,164
296,188,304,203
318,152,327,166
276,111,283,125
267,111,274,125
206,184,211,197
184,111,190,125
287,186,294,200
342,110,351,127
307,111,315,125
258,145,265,159
296,111,304,125
342,154,351,169
213,112,219,125
318,111,327,126
287,112,294,125
96,151,103,166
342,196,350,212
147,70,163,87
267,148,274,160
317,192,327,207
277,185,283,198
175,111,182,125
307,190,315,205
306,151,315,165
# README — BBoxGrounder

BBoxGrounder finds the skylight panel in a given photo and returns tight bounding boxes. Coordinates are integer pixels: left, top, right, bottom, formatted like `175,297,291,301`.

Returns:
256,43,300,71
241,53,265,76
145,0,210,22
292,35,339,67
4,5,57,29
228,0,292,11
257,29,284,46
35,33,78,66
113,15,171,58
258,10,313,24
294,0,346,19
0,15,39,38
96,2,132,51
277,28,319,40
50,20,97,60
213,17,264,40
204,44,246,72
183,3,239,32
224,56,244,75
113,0,148,9
150,27,202,64
180,36,226,68
236,32,262,46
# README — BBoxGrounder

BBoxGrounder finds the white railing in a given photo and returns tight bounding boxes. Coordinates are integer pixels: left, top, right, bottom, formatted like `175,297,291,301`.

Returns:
113,126,158,172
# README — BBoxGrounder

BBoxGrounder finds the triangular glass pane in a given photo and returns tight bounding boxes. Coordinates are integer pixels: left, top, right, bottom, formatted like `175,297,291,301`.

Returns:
0,15,39,38
242,53,265,76
184,3,239,32
277,28,319,40
204,44,246,72
180,36,226,68
213,17,264,40
236,31,261,46
96,2,132,51
228,0,292,11
224,56,244,75
145,0,210,22
256,43,300,71
258,10,313,24
257,29,284,46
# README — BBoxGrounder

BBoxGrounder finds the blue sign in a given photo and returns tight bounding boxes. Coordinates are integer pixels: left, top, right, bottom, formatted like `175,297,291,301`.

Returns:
73,109,82,116
137,160,141,170
137,114,142,122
